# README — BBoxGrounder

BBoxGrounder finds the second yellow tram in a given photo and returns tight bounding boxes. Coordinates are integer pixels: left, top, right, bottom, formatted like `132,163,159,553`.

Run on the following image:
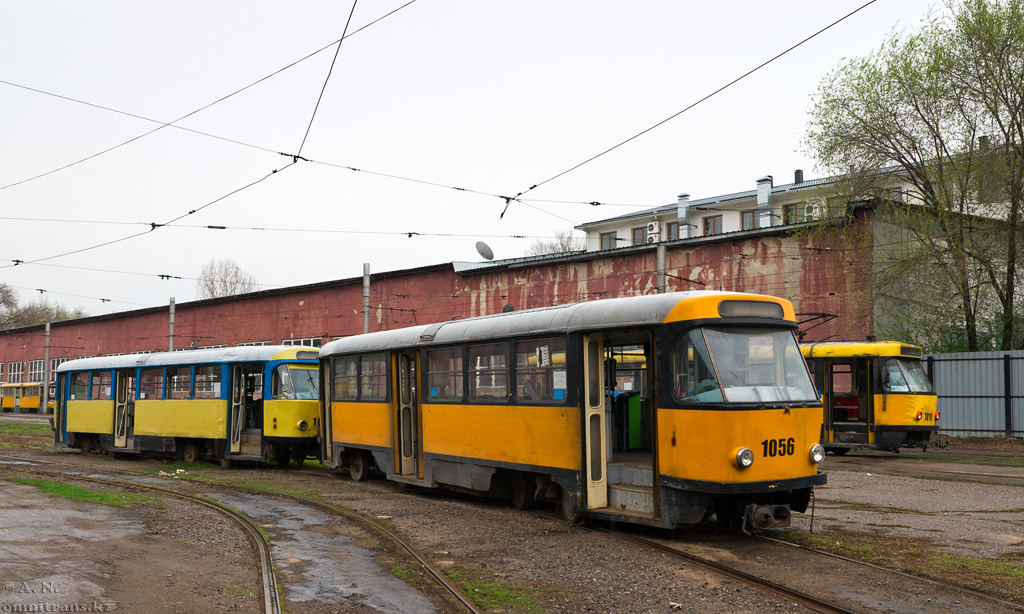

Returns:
802,341,939,454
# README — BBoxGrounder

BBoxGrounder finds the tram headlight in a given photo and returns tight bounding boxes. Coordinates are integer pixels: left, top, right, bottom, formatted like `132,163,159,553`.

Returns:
297,420,309,432
735,448,754,469
810,443,825,464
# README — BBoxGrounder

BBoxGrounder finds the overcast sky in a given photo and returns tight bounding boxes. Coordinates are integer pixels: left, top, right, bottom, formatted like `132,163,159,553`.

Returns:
1,0,941,317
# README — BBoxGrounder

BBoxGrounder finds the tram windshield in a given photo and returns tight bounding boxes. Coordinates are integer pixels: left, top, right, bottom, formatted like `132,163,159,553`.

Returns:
881,358,933,393
272,365,319,400
673,327,818,403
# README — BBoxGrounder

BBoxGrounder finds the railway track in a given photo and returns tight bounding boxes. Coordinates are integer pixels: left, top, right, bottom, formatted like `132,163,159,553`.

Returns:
0,453,483,614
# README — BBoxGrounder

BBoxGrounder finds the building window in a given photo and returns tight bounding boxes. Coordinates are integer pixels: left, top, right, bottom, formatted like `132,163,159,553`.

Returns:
130,350,155,355
703,215,723,236
427,347,463,401
741,210,757,231
600,232,618,250
7,362,24,383
283,337,322,347
50,358,67,383
667,221,680,241
27,360,45,383
631,227,647,246
237,341,271,347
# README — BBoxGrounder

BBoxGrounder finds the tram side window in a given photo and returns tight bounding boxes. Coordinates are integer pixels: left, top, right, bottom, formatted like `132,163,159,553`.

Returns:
360,354,388,401
333,357,358,401
71,373,90,400
672,330,724,402
194,365,221,399
167,366,192,399
139,368,164,400
91,371,112,401
427,347,463,401
469,343,509,401
515,338,567,403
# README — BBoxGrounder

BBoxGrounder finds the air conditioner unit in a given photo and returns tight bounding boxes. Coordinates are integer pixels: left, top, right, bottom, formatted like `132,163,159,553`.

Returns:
646,235,659,244
805,203,822,220
647,221,661,234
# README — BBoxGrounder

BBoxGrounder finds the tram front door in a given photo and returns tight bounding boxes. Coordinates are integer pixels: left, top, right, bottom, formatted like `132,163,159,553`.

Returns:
396,351,419,477
113,370,135,449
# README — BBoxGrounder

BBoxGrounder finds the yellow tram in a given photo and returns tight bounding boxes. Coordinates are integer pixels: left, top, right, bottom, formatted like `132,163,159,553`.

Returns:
54,346,320,465
802,341,939,454
319,291,826,529
1,382,44,413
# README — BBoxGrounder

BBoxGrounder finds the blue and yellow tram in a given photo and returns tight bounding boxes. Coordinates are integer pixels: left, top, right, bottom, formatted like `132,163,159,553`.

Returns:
319,291,826,529
54,346,320,466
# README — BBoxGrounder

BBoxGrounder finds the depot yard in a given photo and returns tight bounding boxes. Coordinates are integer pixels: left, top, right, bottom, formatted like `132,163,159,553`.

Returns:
2,416,1023,613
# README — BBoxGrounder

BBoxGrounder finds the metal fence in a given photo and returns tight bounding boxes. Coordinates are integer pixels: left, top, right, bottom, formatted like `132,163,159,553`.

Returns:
925,350,1024,438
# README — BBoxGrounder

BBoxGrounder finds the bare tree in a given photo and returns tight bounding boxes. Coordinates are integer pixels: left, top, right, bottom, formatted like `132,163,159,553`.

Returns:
0,284,88,329
524,229,587,256
196,259,260,299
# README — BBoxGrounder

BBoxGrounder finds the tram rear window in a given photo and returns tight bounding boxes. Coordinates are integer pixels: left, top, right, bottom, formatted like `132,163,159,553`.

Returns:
139,368,164,400
515,338,567,403
71,372,89,400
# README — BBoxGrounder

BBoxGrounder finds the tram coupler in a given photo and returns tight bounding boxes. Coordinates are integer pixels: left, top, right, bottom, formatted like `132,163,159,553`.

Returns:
743,503,791,532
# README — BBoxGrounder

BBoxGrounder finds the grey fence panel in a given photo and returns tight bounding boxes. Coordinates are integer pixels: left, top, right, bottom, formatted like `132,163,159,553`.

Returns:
925,350,1024,438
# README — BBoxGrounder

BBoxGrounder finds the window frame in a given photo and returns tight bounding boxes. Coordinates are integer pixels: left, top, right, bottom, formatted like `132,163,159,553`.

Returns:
468,342,511,403
667,221,680,241
426,346,464,402
599,231,618,250
631,226,647,246
741,210,757,231
514,336,569,404
702,215,723,236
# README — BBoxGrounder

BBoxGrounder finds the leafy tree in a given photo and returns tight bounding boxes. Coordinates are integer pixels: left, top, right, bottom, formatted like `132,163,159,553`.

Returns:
0,284,88,329
804,0,1024,351
196,259,260,299
524,229,587,256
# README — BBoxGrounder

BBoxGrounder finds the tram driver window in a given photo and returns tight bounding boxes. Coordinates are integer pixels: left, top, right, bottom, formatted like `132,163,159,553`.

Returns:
515,338,567,402
672,330,723,402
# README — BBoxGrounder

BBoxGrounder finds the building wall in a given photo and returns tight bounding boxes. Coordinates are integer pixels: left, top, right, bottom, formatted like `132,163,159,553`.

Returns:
0,222,874,383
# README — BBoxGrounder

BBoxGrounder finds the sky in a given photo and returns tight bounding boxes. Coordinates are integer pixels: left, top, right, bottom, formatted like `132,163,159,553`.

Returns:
0,0,943,317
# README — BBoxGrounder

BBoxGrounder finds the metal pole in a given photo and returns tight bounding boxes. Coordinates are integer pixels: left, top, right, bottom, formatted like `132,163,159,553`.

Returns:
169,297,176,351
656,243,666,294
363,263,370,334
42,322,51,414
1005,354,1013,438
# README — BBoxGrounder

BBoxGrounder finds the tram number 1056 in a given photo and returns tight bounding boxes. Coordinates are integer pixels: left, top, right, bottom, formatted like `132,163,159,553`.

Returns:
761,437,795,458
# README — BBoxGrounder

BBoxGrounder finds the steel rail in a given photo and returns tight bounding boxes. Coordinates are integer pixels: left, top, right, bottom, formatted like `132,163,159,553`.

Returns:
0,455,280,614
0,453,483,614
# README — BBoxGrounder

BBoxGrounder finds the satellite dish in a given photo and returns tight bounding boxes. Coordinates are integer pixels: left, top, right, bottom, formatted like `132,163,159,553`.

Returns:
475,241,494,261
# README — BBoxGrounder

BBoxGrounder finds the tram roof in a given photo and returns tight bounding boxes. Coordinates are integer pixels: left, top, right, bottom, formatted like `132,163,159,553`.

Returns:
321,291,792,356
56,346,319,373
801,340,923,359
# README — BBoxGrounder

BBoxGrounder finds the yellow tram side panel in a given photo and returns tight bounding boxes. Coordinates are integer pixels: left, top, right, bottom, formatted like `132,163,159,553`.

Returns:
872,394,938,428
658,406,822,483
66,400,114,434
133,400,227,439
263,399,319,438
421,403,582,471
330,401,393,448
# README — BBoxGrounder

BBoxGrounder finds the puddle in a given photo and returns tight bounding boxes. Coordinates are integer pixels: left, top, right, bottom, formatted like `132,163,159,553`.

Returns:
210,492,438,614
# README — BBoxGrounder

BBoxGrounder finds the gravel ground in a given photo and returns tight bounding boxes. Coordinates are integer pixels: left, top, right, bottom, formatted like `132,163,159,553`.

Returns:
4,443,1023,613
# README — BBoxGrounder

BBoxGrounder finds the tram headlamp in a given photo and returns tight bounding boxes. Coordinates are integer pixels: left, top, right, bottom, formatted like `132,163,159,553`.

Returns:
735,448,754,469
297,420,309,432
810,443,825,464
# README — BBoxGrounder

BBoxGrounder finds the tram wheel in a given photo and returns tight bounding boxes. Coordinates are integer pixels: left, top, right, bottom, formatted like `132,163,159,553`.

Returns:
349,450,369,482
219,458,232,469
79,436,94,455
558,487,583,524
509,472,533,510
830,448,849,456
182,441,199,464
291,447,307,468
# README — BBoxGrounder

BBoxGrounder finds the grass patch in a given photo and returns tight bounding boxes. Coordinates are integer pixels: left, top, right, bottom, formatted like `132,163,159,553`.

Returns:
7,477,155,508
0,422,52,436
222,584,251,597
777,528,1024,602
0,421,56,450
445,565,546,614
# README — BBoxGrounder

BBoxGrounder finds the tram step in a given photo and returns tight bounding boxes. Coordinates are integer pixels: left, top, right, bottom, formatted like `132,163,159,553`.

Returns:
240,429,261,443
607,483,654,515
606,464,653,487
